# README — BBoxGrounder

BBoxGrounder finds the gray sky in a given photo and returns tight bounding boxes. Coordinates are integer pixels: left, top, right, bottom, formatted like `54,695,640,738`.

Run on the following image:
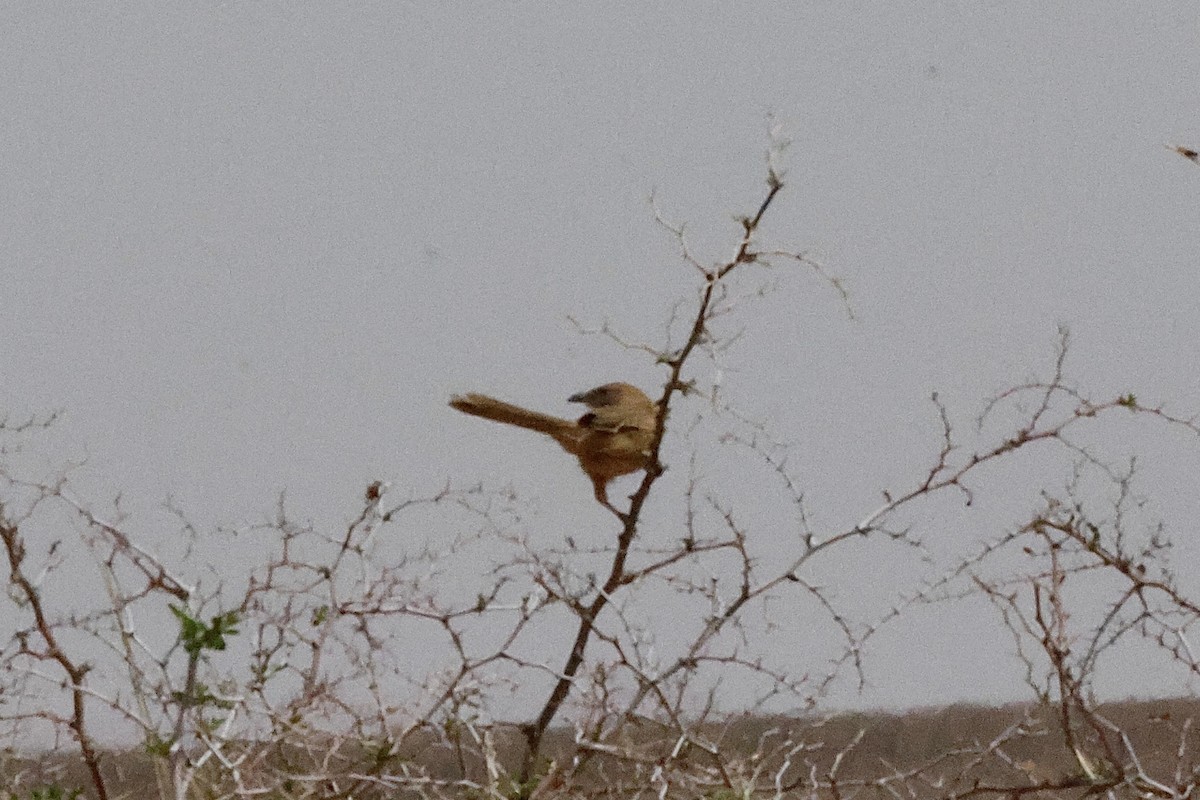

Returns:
4,3,1200,714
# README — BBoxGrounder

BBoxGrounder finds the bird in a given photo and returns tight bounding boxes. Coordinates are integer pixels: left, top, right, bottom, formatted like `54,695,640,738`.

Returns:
448,382,658,516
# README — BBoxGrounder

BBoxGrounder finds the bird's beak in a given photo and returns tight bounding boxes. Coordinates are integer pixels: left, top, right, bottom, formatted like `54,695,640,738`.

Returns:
567,391,586,403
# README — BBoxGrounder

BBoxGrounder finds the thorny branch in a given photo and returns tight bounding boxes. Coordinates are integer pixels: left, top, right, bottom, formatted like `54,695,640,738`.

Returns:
4,156,1200,800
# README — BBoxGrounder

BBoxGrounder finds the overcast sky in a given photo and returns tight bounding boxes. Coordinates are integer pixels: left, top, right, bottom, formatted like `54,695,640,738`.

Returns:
3,3,1200,714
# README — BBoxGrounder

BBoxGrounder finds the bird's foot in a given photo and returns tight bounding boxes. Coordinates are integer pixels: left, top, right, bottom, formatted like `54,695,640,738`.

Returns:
600,500,630,524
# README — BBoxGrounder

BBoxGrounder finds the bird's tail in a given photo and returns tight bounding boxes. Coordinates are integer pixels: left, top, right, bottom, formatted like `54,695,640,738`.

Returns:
449,393,580,444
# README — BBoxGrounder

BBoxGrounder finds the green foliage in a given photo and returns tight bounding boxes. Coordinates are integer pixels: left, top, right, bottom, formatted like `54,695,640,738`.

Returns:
7,786,83,800
706,789,750,800
169,604,240,658
169,680,236,711
143,732,171,757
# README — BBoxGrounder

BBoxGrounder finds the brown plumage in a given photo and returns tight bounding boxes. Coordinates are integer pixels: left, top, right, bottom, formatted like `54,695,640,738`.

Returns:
448,382,657,515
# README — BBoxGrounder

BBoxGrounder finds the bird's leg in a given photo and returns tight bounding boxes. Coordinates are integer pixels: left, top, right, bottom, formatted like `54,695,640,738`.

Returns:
592,479,629,523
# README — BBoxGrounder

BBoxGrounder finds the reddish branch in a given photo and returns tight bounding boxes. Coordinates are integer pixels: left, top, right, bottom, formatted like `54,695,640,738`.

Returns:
517,172,785,785
0,516,109,800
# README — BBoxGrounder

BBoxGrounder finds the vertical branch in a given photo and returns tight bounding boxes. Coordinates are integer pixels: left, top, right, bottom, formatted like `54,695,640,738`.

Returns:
0,515,109,800
517,170,784,786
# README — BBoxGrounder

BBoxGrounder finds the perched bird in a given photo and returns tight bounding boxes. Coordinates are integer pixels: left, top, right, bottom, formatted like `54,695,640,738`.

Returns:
449,382,658,516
